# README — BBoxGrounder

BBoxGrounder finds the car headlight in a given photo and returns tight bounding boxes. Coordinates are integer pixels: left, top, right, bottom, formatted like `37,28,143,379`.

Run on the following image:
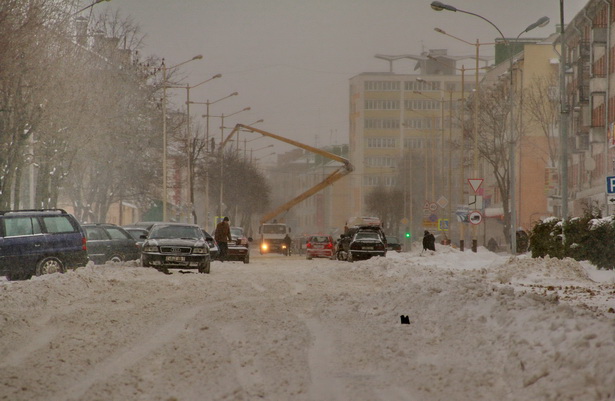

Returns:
143,246,159,252
192,247,208,254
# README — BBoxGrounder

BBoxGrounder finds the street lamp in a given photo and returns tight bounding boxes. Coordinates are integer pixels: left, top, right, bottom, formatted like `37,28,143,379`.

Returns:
431,4,548,253
161,54,203,221
189,91,238,228
250,144,274,162
72,0,110,15
215,107,251,219
173,73,222,224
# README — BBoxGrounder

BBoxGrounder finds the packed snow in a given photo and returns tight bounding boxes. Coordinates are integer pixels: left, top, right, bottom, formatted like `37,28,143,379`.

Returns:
1,245,614,401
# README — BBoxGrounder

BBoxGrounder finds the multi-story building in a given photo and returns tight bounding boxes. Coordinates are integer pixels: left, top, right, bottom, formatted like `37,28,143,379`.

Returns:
560,0,613,217
348,50,480,243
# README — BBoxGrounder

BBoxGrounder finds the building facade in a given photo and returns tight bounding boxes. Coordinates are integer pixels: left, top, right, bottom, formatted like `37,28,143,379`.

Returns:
348,50,479,243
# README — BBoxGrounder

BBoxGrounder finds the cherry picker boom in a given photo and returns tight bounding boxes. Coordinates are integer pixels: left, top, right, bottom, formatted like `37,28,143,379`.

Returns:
222,124,354,225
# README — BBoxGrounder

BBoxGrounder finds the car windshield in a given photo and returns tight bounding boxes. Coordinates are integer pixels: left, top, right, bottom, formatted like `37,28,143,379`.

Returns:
231,227,243,237
355,232,379,240
388,236,399,243
310,236,330,243
126,229,148,240
149,225,203,240
262,224,286,234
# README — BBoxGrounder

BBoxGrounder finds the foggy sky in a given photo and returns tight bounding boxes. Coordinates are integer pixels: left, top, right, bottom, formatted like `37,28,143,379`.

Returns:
97,0,587,157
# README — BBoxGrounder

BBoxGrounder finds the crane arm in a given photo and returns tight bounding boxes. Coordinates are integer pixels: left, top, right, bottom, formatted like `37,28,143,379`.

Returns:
223,124,354,224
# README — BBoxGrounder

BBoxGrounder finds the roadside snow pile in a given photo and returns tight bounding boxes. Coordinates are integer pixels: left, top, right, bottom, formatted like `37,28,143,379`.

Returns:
492,255,593,285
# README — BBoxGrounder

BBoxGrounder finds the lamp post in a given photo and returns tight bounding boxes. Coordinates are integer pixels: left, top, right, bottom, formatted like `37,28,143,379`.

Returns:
215,107,251,219
431,3,548,253
166,73,222,223
161,54,203,221
191,91,238,228
72,0,110,15
250,144,274,162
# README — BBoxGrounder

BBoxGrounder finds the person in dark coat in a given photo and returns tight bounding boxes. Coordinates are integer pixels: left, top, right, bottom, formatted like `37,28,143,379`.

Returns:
214,217,232,262
423,230,436,251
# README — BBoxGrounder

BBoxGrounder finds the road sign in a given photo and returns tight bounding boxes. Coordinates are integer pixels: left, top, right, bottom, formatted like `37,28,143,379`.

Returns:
438,219,449,231
468,210,483,225
468,178,484,193
437,196,448,209
607,176,615,194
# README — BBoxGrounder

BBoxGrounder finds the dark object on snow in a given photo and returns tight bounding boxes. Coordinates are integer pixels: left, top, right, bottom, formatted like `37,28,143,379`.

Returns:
400,315,410,324
422,230,436,251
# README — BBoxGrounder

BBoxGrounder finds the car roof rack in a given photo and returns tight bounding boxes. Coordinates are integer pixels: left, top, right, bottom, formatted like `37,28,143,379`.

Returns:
0,208,68,216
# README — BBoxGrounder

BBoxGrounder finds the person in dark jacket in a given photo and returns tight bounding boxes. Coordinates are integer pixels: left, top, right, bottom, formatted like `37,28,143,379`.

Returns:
423,230,436,251
214,217,232,262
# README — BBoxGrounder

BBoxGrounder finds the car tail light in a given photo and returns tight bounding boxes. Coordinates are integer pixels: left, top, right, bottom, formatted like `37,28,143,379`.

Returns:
325,242,334,249
82,237,87,250
306,242,312,249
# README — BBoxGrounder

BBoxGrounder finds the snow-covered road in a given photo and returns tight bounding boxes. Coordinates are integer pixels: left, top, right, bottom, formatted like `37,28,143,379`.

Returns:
1,247,614,401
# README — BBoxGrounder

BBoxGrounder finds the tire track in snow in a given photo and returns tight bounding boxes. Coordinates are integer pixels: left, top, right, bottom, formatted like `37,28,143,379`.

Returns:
48,305,203,401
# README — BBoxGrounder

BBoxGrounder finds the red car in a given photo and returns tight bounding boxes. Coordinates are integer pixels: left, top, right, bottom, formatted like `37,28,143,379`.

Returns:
306,235,335,260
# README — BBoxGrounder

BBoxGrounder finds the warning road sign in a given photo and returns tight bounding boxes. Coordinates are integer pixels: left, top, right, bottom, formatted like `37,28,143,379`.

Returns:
468,178,483,193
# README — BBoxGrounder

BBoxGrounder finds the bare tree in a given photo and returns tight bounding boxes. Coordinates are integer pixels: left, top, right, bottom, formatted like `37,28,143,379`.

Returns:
524,71,560,168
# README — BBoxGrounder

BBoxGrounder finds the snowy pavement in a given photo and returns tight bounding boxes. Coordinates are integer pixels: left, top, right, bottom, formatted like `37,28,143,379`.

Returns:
0,246,614,401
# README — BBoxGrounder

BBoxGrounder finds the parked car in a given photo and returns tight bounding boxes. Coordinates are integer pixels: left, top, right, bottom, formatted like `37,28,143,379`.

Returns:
141,223,211,274
306,235,335,260
348,228,387,262
227,226,252,263
0,209,88,280
82,223,140,264
122,226,150,252
386,236,402,252
200,229,219,260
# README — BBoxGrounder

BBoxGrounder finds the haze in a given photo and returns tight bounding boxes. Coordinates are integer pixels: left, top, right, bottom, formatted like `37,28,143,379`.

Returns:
98,0,587,155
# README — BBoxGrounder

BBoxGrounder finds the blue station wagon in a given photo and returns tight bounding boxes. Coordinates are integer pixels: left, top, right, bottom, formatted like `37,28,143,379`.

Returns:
0,209,89,280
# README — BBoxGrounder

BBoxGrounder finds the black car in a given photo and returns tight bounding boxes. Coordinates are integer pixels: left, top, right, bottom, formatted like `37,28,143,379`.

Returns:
122,226,150,252
200,229,219,260
141,223,211,274
82,223,140,264
386,236,402,252
348,229,387,262
0,209,88,280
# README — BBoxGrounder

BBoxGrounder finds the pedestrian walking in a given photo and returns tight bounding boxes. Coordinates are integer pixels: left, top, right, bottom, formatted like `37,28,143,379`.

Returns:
214,216,232,262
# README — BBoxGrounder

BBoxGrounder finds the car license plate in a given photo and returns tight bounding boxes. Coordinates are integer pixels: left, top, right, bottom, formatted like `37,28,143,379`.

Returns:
166,256,185,262
315,244,323,248
363,246,373,250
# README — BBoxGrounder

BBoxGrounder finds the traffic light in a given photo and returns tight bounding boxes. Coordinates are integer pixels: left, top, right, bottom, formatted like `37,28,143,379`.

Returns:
404,228,411,239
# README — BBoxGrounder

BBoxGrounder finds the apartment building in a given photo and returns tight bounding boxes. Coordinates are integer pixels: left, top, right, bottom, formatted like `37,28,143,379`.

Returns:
348,50,478,242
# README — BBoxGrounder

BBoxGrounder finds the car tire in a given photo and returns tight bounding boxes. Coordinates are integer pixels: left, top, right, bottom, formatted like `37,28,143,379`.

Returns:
6,271,30,281
109,255,123,263
35,257,66,276
199,260,211,274
243,253,250,264
306,254,312,260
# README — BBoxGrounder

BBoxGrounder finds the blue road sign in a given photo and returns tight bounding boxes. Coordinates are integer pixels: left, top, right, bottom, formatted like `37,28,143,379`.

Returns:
607,176,615,194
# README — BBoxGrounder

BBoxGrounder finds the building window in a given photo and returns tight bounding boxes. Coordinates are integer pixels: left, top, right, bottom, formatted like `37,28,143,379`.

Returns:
403,118,433,129
366,137,397,148
405,99,440,110
404,80,441,91
364,119,400,129
365,99,400,110
363,175,380,186
365,156,397,168
365,81,401,91
404,137,428,149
